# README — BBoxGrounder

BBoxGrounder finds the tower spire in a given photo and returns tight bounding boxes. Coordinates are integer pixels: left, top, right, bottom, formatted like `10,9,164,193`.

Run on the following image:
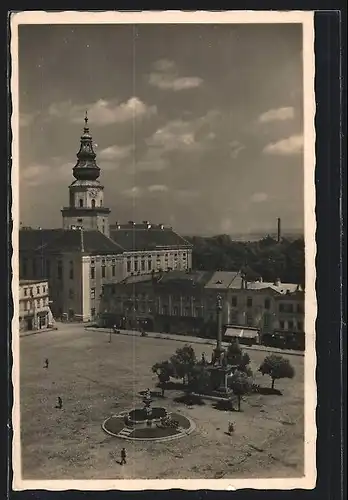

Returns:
72,114,100,181
84,110,89,132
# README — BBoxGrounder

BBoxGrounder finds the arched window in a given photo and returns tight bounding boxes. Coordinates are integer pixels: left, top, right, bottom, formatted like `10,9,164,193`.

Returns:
79,199,83,208
100,199,103,206
91,199,96,208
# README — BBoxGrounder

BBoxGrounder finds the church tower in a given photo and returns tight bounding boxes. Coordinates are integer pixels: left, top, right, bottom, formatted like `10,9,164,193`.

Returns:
61,113,111,236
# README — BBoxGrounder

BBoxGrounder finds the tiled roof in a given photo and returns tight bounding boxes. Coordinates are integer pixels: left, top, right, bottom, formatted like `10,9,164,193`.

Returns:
19,279,48,285
158,270,213,287
19,229,124,255
205,271,243,290
118,274,154,285
110,223,192,251
110,270,213,288
246,281,300,294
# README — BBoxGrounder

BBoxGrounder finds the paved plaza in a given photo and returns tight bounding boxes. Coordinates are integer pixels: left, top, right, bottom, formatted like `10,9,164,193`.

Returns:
20,324,305,480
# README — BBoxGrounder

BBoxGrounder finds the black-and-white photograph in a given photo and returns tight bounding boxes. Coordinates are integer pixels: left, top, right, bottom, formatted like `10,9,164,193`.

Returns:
11,11,316,491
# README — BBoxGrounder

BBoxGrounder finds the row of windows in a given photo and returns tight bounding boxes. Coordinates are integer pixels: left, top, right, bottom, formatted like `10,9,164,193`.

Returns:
160,305,203,317
231,297,271,308
22,297,49,310
23,285,47,297
78,198,103,208
126,252,187,261
279,303,303,313
91,265,116,280
279,320,303,331
115,294,272,310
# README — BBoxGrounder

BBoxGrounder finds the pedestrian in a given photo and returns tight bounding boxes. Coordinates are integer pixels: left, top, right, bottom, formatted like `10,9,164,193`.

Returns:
120,447,127,465
56,396,63,409
44,358,49,369
228,421,235,435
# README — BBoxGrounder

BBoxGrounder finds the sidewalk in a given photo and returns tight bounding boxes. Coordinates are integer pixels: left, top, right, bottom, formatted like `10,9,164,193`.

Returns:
85,326,304,357
20,327,58,338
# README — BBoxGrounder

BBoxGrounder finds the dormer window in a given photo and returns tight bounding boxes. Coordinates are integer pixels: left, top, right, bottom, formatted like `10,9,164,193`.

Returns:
79,199,83,208
91,199,96,208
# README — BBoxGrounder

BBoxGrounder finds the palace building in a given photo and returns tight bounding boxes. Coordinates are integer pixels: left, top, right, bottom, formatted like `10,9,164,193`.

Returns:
19,114,192,321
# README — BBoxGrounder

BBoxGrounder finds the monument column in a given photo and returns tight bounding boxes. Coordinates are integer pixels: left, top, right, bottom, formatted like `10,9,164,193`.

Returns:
213,294,225,364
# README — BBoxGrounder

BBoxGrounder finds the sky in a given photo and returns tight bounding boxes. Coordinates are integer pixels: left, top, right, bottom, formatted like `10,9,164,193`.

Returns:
18,22,304,236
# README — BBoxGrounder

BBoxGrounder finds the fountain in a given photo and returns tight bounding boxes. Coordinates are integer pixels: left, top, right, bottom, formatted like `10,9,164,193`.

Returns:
102,388,195,441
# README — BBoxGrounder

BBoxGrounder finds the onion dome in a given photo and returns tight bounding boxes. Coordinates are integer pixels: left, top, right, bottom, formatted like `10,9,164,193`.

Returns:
72,111,101,181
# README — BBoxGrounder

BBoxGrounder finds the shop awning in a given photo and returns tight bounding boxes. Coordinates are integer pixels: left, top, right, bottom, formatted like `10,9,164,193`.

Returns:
224,327,258,339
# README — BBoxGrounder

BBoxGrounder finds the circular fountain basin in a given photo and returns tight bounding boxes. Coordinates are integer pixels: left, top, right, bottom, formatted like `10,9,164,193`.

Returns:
126,407,167,426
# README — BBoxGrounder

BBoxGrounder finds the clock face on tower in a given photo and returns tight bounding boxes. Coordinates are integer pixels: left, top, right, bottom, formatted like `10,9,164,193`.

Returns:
89,189,98,198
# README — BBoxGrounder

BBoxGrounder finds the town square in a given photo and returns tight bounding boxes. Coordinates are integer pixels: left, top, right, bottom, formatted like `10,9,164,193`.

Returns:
13,12,316,487
20,324,304,479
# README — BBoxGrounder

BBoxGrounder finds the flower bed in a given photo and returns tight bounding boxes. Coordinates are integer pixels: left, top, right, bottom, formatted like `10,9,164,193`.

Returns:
102,416,125,435
127,407,167,424
102,411,194,441
130,426,178,439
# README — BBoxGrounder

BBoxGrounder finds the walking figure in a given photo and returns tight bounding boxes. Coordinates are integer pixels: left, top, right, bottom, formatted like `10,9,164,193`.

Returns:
228,421,235,435
120,447,127,465
201,352,206,365
56,396,63,409
44,358,49,369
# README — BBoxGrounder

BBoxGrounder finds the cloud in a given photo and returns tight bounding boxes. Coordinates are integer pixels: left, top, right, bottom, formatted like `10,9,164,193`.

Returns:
153,59,176,72
48,97,157,126
250,192,268,203
148,59,203,91
20,160,72,188
122,186,142,198
258,107,295,123
148,121,196,151
98,144,133,161
229,140,245,159
263,134,304,155
148,184,168,193
135,110,220,173
147,111,219,154
135,148,169,172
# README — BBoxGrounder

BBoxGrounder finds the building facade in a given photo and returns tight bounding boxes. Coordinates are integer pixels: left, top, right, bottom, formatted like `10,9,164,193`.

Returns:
19,279,53,331
100,271,304,344
19,228,125,321
19,116,192,322
110,221,192,275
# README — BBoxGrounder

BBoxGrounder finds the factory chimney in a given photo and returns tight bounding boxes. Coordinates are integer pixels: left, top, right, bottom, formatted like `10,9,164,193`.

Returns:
277,217,281,243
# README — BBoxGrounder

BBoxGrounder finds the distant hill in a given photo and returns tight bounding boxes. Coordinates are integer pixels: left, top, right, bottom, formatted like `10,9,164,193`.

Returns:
184,230,304,242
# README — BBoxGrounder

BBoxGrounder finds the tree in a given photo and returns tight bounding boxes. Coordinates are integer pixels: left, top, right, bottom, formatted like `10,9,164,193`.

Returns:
151,361,174,396
226,340,243,366
228,370,253,411
189,365,211,394
259,354,295,389
170,345,196,385
239,352,251,372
